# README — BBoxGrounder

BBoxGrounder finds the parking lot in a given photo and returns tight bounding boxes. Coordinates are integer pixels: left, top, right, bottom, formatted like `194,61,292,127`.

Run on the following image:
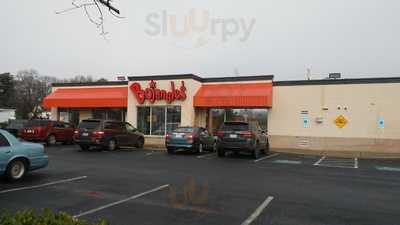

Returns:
1,145,400,225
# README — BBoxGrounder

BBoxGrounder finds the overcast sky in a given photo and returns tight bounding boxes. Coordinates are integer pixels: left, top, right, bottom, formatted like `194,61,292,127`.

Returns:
1,0,399,81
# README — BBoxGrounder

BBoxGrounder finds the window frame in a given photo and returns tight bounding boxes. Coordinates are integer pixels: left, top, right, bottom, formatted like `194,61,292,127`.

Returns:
0,133,11,147
137,105,181,136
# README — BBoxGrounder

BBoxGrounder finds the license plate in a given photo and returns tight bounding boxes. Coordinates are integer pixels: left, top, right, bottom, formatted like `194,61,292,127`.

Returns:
229,134,238,138
174,133,184,138
82,132,89,137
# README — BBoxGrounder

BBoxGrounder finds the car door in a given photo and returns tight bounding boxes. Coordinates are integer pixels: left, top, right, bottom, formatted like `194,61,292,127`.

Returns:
104,122,126,146
52,122,65,141
63,122,75,141
125,123,139,147
0,133,13,173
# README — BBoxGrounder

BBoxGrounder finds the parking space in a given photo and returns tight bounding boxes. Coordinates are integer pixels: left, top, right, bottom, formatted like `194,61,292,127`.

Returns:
2,145,400,225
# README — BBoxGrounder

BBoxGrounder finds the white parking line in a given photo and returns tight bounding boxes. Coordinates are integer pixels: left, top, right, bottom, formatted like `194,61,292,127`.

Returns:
197,152,217,159
313,156,326,166
73,184,169,218
241,196,274,225
0,176,87,194
254,153,280,163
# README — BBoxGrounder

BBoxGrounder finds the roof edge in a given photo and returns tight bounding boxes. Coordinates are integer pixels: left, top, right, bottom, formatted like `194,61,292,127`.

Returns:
52,81,128,87
273,77,400,86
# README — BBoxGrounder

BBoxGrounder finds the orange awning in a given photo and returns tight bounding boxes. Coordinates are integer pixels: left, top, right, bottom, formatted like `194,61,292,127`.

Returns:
194,83,273,108
42,87,128,108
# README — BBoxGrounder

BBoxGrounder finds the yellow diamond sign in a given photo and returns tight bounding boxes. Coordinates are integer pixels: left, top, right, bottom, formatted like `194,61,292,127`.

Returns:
335,115,348,128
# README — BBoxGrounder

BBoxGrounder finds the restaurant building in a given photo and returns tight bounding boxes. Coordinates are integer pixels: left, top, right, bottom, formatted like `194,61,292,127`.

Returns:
43,74,400,156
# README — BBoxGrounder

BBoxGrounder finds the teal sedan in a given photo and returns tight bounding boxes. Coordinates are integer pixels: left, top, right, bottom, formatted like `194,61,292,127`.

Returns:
0,129,49,181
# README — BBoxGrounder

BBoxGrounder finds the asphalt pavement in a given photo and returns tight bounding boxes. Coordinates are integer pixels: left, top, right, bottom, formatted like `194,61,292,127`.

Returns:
1,145,400,225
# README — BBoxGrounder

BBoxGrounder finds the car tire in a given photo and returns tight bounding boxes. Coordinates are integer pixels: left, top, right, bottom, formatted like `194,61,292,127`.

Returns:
265,140,270,155
211,142,217,152
217,148,225,157
253,145,261,159
167,147,175,154
197,143,204,154
6,159,27,181
47,134,57,146
79,145,90,151
106,139,117,151
136,137,144,149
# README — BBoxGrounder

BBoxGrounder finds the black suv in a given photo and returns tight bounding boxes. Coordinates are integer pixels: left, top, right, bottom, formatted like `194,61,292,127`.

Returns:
216,121,269,159
73,119,145,151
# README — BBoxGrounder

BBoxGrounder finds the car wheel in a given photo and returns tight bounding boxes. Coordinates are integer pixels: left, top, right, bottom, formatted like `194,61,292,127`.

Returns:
47,134,57,146
107,139,117,151
6,159,27,181
167,147,175,154
253,146,261,159
265,141,270,155
212,142,217,152
79,145,90,151
217,148,225,157
136,137,144,149
198,143,204,153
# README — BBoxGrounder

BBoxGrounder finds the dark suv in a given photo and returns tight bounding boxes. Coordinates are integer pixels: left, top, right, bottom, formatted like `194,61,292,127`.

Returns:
216,121,269,159
73,119,145,151
20,120,74,145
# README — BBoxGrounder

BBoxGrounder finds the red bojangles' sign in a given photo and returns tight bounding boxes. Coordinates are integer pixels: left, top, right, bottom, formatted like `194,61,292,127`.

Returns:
130,80,187,104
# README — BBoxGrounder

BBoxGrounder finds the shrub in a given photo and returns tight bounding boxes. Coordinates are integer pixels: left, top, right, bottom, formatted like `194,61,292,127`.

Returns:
0,209,108,225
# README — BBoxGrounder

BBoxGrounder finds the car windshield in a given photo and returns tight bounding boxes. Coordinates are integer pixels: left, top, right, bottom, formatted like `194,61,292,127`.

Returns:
174,127,194,133
78,120,101,130
25,120,51,128
220,122,249,131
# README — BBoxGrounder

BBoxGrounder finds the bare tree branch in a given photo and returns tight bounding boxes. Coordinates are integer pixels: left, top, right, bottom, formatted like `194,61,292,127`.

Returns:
56,0,122,37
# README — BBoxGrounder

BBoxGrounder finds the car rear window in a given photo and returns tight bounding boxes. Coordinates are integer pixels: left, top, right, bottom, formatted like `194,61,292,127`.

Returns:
25,120,51,127
174,127,194,133
7,120,27,129
220,122,249,131
78,120,101,129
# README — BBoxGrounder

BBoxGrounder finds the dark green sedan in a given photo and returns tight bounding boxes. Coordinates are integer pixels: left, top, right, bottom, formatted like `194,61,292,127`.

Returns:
165,127,216,154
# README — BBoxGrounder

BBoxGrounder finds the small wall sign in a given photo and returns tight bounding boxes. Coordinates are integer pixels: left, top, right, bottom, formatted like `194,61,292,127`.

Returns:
378,117,385,129
302,116,310,128
130,80,187,104
334,115,348,129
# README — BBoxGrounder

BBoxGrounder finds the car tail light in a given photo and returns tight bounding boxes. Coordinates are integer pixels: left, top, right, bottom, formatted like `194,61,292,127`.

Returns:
74,130,79,134
216,131,225,138
239,131,253,137
166,133,171,139
186,134,193,140
92,131,105,138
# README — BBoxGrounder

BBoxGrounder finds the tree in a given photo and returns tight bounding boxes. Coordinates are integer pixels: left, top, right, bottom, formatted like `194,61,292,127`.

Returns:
14,70,52,119
0,73,15,109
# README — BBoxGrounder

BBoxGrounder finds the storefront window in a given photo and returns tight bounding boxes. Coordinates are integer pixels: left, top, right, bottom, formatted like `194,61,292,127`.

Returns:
137,106,181,136
151,107,166,136
210,108,268,133
92,108,125,121
93,109,107,120
167,106,181,133
210,109,225,134
137,107,150,135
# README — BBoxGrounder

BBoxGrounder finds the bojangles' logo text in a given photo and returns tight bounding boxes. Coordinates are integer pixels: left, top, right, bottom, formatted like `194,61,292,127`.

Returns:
130,80,187,104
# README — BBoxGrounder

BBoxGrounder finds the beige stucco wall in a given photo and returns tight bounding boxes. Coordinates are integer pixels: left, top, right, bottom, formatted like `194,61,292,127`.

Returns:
127,79,203,130
268,83,400,153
